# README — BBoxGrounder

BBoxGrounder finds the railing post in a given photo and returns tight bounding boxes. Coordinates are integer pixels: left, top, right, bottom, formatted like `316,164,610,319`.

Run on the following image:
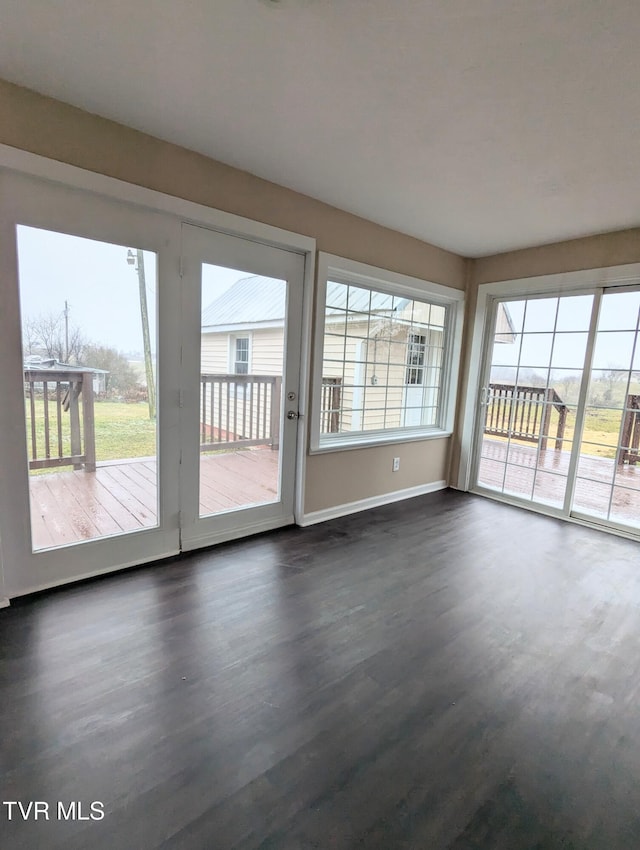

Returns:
631,409,640,466
540,389,551,452
27,376,37,465
621,395,640,466
270,377,281,450
82,371,96,472
556,406,567,451
69,379,83,470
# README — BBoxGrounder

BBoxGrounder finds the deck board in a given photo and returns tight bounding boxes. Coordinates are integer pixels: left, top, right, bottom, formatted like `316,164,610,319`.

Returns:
28,447,280,550
478,437,640,525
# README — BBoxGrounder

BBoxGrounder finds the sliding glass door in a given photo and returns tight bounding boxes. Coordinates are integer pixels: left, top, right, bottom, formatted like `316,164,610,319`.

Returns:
473,288,640,535
573,290,640,528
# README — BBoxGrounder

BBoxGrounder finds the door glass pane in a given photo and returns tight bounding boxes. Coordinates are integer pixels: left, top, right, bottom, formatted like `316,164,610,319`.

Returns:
477,295,593,508
199,265,284,517
573,291,640,529
17,226,158,551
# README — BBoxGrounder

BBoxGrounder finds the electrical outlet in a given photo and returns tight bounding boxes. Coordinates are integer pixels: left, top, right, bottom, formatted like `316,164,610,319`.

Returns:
392,457,400,472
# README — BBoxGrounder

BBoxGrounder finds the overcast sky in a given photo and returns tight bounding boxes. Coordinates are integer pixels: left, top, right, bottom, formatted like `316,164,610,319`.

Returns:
17,226,246,357
16,225,640,373
494,293,640,375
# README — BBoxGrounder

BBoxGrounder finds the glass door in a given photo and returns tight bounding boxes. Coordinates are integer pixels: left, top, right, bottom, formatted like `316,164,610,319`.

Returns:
474,293,594,511
179,224,305,550
473,287,640,536
0,171,182,596
19,227,160,551
572,290,640,531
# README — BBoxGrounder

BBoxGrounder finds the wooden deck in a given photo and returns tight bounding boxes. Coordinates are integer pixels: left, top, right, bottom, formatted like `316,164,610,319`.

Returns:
28,448,280,550
478,438,640,526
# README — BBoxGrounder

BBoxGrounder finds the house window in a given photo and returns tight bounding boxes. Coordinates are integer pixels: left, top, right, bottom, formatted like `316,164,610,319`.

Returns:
232,336,250,374
405,333,426,385
311,253,464,451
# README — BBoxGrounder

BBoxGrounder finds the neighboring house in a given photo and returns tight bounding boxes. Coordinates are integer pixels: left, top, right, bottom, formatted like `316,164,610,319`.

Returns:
200,277,448,437
23,357,109,395
201,277,286,378
201,279,517,441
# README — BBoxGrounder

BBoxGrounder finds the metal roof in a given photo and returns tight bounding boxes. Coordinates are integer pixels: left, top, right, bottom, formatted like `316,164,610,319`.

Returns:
202,276,286,328
23,358,109,374
325,283,408,314
201,277,406,329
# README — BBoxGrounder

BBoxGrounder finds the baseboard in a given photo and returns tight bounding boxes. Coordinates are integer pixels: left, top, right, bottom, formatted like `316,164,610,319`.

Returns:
299,480,448,527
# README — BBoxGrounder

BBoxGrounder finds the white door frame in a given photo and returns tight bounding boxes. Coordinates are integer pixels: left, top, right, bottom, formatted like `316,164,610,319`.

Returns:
179,223,306,551
0,146,315,600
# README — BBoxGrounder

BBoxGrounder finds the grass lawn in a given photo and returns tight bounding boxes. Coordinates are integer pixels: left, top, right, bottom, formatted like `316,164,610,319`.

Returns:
25,400,156,473
24,394,636,475
92,402,157,459
487,403,633,459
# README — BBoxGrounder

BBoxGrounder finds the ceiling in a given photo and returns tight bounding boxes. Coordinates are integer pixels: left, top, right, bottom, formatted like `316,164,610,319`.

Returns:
2,0,640,257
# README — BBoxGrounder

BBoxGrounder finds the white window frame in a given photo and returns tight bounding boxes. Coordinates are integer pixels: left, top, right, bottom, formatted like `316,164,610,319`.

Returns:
310,253,464,452
228,333,252,375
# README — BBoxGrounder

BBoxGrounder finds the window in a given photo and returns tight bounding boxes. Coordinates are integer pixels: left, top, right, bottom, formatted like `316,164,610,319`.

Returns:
311,254,464,451
232,336,250,374
406,333,426,385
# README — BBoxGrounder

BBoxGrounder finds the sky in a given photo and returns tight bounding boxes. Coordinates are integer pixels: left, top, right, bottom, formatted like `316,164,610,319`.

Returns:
493,293,640,377
16,225,640,373
16,226,247,358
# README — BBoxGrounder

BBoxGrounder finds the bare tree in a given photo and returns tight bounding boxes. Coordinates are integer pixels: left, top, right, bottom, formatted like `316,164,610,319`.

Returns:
21,317,42,358
22,311,86,364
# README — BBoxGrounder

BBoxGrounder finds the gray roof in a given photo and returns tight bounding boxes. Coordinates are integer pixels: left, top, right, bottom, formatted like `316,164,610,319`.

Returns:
202,276,285,327
23,358,109,375
325,283,407,314
201,277,406,329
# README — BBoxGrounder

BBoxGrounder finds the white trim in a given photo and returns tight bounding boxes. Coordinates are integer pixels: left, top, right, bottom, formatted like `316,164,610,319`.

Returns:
311,428,452,453
0,598,9,609
456,262,640,491
294,250,317,524
5,545,180,600
202,319,283,333
317,253,465,304
180,514,295,551
310,252,464,453
0,144,315,255
298,480,447,526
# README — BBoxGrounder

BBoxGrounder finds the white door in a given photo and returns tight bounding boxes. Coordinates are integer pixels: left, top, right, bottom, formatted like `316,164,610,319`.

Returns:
402,330,427,427
0,174,308,598
0,171,182,596
178,224,305,551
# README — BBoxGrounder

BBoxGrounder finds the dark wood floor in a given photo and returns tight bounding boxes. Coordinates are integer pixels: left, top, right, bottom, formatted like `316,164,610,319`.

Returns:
2,490,640,849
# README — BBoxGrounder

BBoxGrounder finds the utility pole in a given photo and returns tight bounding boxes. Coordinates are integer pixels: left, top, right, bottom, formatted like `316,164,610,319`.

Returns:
127,249,156,420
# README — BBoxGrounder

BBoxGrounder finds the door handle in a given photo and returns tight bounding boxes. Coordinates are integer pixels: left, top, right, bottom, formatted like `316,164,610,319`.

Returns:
480,386,488,406
287,410,301,420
